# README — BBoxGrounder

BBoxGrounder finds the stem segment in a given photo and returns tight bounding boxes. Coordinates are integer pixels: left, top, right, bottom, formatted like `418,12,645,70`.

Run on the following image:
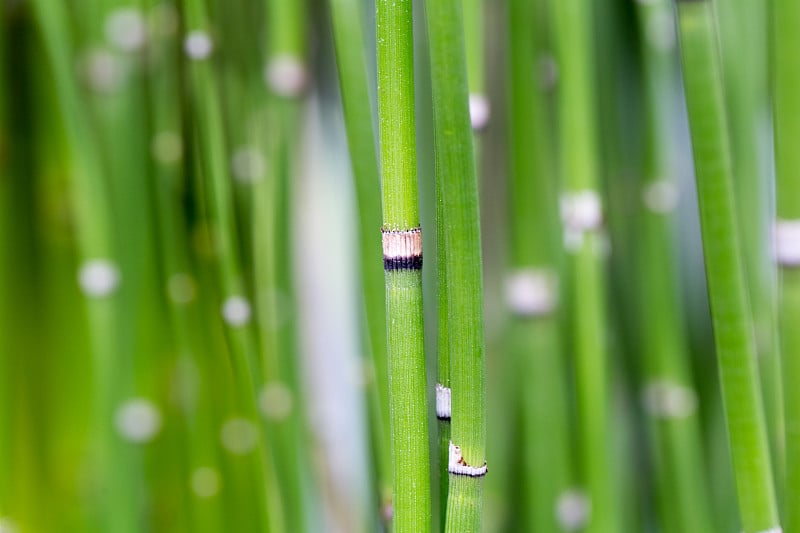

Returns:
377,0,431,530
774,0,800,529
675,1,779,531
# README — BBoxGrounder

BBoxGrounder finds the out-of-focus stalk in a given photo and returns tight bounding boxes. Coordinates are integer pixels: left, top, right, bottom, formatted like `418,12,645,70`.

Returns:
674,1,780,531
328,0,392,522
773,0,800,529
507,0,571,530
553,0,616,529
634,1,715,530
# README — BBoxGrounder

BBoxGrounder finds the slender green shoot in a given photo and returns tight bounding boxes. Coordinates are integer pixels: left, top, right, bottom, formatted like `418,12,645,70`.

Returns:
553,0,616,529
377,0,431,530
460,0,487,131
773,0,800,529
425,0,488,531
507,0,571,529
674,1,780,531
328,0,392,522
716,0,782,487
634,1,715,530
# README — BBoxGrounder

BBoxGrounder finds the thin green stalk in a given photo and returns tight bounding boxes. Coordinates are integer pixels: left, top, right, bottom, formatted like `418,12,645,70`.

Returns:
328,0,392,521
145,2,225,531
377,0,431,530
773,0,800,529
180,1,271,530
181,0,263,414
2,14,54,530
634,1,715,530
252,2,316,530
553,0,615,529
425,1,487,531
460,0,486,130
674,1,779,531
83,1,175,527
716,0,782,488
30,2,135,530
507,0,571,530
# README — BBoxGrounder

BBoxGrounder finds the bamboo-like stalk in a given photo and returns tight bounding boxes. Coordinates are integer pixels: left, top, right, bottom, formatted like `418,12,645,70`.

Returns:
376,0,431,530
674,1,780,531
634,1,715,530
328,0,392,522
506,0,571,530
145,2,225,530
180,1,271,530
552,0,615,529
0,4,9,520
30,2,136,531
425,1,487,531
460,0,486,131
716,0,783,488
773,0,800,529
253,1,315,530
1,14,52,530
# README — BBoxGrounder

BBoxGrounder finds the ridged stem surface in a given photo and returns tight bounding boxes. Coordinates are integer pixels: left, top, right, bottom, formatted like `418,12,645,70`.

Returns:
675,1,779,531
377,0,431,530
774,0,800,528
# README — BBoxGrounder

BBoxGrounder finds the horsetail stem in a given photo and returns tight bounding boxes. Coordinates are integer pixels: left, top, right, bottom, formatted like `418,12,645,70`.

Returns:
507,0,572,529
460,0,487,130
424,0,488,531
717,0,783,487
773,0,800,528
553,0,616,528
377,0,431,530
30,2,134,530
181,0,273,529
675,0,780,531
634,0,715,530
328,0,392,520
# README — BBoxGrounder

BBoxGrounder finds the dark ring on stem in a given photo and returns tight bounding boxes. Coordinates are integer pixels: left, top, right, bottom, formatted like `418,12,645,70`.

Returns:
382,227,423,271
384,256,423,270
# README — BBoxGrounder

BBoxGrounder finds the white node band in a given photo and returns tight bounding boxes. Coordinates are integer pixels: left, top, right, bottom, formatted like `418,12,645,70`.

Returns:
774,220,800,266
469,93,490,131
435,384,451,420
184,31,213,60
382,228,423,270
561,190,603,231
222,295,252,327
79,259,121,297
556,489,590,531
382,228,422,258
266,55,308,97
642,179,679,214
505,268,558,316
754,528,782,533
642,380,697,419
448,441,487,477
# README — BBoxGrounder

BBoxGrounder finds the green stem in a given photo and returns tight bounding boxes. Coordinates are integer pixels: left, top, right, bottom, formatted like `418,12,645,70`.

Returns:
674,1,779,531
180,1,271,530
717,0,782,490
328,0,392,520
507,0,571,530
252,2,315,530
634,1,715,530
773,0,800,528
425,0,487,531
377,0,431,530
553,0,615,529
146,2,224,530
30,2,135,531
